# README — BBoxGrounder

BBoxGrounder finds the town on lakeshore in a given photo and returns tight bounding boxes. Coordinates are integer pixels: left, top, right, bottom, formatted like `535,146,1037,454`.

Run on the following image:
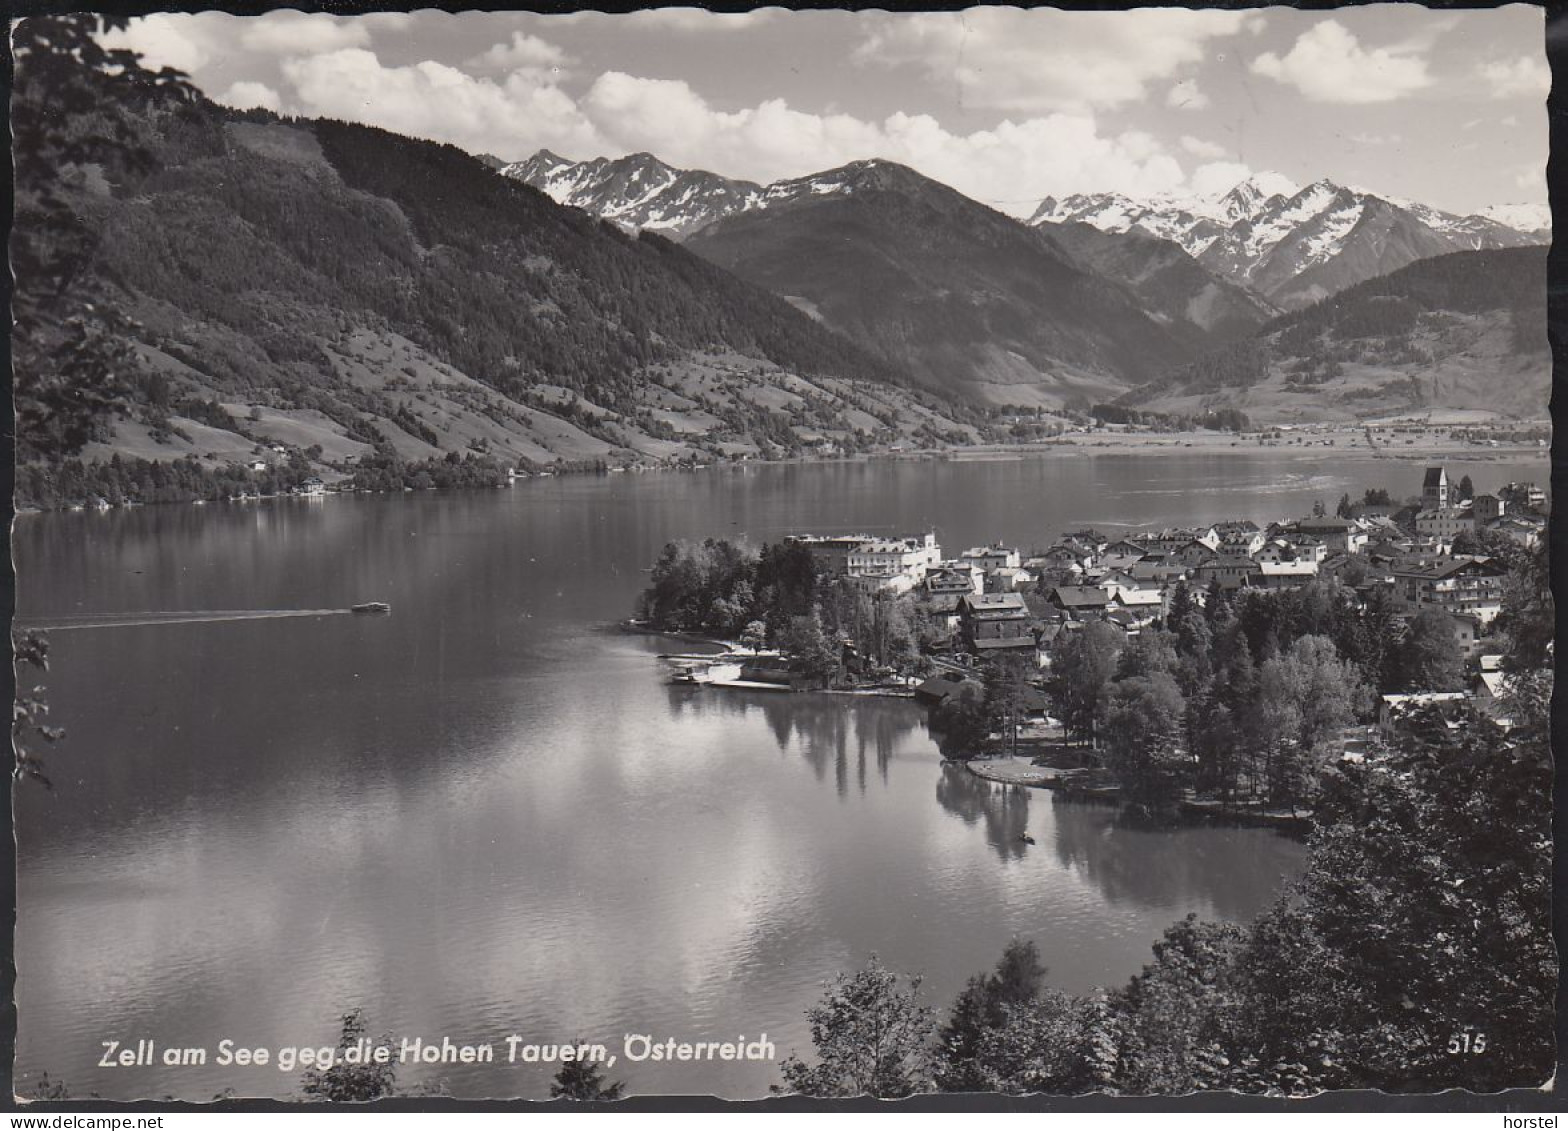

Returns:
12,6,1557,1105
640,464,1549,824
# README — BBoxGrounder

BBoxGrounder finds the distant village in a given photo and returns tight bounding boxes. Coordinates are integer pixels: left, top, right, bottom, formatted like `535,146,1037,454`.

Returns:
777,465,1546,736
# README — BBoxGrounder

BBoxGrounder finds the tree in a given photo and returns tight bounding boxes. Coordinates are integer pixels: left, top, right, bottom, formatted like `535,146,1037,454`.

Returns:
13,630,64,788
935,939,1048,1090
777,957,936,1098
740,619,768,655
1243,712,1553,1091
781,611,839,686
13,16,199,462
1393,609,1465,692
551,1046,625,1101
1495,537,1551,671
1190,699,1243,804
1047,622,1122,747
1457,473,1474,501
1099,673,1188,814
299,1011,398,1102
930,680,990,758
1334,493,1353,519
1253,635,1368,811
982,653,1035,758
1451,526,1526,573
1115,628,1178,680
1107,915,1248,1093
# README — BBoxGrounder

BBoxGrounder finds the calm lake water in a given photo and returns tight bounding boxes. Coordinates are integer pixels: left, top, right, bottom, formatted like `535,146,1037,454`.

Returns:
13,451,1545,1099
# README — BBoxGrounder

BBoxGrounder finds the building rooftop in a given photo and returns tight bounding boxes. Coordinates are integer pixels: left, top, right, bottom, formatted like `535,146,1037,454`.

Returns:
962,592,1029,610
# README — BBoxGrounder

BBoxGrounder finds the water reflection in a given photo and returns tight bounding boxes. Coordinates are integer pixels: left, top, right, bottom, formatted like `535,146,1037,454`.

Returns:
1049,797,1305,921
667,688,923,798
16,457,1435,1099
935,765,1031,861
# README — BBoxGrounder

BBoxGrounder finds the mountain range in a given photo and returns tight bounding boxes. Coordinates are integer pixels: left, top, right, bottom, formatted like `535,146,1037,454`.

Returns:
1030,178,1544,310
19,44,1553,497
20,100,1001,476
513,152,1284,407
505,149,767,240
513,151,1546,317
509,150,1548,408
1118,246,1549,424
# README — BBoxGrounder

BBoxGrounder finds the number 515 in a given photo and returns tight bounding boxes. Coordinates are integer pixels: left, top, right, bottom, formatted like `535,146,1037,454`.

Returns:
1449,1031,1487,1054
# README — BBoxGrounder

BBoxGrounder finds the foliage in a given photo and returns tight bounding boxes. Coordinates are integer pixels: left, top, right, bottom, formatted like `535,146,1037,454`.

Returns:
1392,609,1467,692
13,631,64,788
298,1010,398,1103
1098,673,1188,814
780,612,841,685
23,1073,72,1101
908,695,1552,1096
13,15,200,462
982,654,1036,758
929,680,991,758
1046,622,1123,744
17,453,312,509
934,938,1048,1090
550,1047,625,1101
777,957,936,1098
1494,538,1552,671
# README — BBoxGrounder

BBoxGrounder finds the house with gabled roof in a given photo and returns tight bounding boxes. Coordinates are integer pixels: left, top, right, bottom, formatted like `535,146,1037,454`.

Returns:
1389,555,1506,623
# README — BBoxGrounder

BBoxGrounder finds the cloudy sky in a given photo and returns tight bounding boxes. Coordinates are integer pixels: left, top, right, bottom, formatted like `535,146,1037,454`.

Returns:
102,5,1548,218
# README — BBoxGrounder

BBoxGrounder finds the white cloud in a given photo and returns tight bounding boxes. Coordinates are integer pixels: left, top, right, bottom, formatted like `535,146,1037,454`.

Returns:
548,7,774,33
239,13,371,55
622,8,775,33
576,71,1194,209
852,8,1250,113
1165,79,1211,111
269,47,1215,212
265,42,1318,218
1179,135,1226,159
1479,56,1550,99
361,13,416,33
1250,20,1431,103
281,49,608,161
216,80,282,113
1189,162,1297,200
98,11,399,79
470,31,571,79
99,13,219,73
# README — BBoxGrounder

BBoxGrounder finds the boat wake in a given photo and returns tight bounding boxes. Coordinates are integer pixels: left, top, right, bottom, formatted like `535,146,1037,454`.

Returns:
14,609,355,631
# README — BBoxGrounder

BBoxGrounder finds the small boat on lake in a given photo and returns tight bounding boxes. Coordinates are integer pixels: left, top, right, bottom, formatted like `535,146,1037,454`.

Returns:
351,602,392,615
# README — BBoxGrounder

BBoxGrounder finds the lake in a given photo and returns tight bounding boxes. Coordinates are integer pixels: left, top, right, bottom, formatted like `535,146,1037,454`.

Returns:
12,450,1545,1099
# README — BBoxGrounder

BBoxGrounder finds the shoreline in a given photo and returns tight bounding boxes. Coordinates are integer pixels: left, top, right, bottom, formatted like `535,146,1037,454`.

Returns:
18,430,1550,516
964,758,1311,836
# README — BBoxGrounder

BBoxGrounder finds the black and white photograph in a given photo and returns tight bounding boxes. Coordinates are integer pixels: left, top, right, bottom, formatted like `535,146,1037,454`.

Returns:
8,2,1558,1106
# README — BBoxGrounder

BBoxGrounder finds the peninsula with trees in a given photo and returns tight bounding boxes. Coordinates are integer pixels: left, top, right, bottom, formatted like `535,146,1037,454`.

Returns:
636,466,1550,824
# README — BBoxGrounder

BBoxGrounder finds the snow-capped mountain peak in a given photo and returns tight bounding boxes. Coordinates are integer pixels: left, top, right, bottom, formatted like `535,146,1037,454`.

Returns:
502,149,764,239
1028,176,1547,310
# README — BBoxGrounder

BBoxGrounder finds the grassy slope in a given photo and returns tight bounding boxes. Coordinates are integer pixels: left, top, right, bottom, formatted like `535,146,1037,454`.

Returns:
31,108,986,476
1122,247,1549,425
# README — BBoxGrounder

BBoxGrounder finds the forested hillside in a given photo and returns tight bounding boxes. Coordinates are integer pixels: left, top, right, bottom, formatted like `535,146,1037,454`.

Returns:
685,160,1229,409
14,19,983,507
1119,247,1550,424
